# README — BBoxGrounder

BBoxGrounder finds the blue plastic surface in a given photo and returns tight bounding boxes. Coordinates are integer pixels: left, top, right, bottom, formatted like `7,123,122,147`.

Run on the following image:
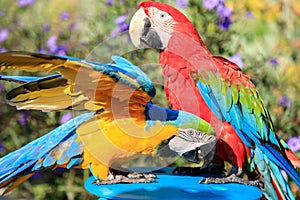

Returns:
84,172,263,200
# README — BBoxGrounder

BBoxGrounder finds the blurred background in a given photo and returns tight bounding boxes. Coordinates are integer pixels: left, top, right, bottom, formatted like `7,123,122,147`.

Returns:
0,0,299,199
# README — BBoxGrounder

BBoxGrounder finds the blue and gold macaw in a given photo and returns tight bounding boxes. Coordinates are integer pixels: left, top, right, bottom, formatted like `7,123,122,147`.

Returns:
0,52,217,195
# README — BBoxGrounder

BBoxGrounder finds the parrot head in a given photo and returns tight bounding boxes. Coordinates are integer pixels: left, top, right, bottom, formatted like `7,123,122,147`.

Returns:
129,2,201,50
157,128,217,168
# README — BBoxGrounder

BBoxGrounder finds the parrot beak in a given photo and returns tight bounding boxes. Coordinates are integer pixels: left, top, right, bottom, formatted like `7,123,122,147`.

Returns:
167,128,217,165
129,7,165,50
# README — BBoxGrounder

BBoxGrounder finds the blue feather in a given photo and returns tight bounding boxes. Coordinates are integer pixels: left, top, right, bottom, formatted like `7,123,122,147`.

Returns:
56,151,70,165
89,56,156,97
0,112,93,184
32,161,43,171
228,104,243,130
43,154,56,168
262,144,300,187
1,160,36,183
67,157,83,169
67,136,83,158
197,81,224,121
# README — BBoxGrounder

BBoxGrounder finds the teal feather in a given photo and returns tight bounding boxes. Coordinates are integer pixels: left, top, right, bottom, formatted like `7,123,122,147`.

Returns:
196,71,300,198
67,157,83,169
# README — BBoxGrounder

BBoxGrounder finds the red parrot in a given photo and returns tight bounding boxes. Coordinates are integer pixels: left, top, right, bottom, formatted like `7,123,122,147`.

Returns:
129,2,300,199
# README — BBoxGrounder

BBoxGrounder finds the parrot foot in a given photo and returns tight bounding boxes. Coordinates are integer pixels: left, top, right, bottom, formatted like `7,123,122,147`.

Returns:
199,174,263,188
92,173,157,185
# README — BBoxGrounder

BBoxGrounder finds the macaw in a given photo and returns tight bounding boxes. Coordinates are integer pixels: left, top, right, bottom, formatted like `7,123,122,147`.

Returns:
0,52,217,194
129,2,300,199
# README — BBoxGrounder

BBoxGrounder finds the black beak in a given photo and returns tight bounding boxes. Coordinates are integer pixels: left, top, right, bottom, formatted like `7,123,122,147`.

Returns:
140,18,163,50
182,147,201,164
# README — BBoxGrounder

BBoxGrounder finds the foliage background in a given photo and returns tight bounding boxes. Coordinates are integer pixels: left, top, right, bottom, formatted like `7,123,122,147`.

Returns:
0,0,299,199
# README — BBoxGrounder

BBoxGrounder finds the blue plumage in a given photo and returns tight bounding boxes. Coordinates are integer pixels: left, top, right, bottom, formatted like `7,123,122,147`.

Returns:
197,77,300,199
0,112,93,184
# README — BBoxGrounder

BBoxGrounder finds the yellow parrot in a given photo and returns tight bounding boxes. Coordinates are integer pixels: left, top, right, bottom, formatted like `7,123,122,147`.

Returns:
0,52,216,194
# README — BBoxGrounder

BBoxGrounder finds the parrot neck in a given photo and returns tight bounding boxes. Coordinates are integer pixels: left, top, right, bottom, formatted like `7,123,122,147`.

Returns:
158,31,220,126
160,30,213,73
158,50,215,122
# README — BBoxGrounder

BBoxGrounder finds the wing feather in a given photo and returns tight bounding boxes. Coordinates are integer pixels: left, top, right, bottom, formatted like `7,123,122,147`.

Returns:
0,52,155,112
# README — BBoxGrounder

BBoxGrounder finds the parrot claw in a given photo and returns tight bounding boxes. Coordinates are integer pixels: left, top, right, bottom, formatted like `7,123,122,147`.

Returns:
199,174,263,188
92,173,157,185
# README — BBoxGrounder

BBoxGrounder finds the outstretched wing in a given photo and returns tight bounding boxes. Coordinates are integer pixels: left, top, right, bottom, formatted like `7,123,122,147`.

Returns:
0,112,94,194
0,52,155,112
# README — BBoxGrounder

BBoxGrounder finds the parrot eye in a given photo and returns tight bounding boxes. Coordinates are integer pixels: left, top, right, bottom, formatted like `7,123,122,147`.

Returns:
157,11,171,20
160,13,166,18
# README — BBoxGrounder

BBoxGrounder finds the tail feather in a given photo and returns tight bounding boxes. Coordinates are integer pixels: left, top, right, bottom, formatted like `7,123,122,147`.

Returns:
285,149,300,168
0,112,93,194
263,143,300,187
269,161,294,200
254,147,296,200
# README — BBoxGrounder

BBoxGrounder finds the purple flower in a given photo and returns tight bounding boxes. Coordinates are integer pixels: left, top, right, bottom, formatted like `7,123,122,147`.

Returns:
106,0,114,6
0,82,5,91
114,15,127,25
0,29,9,43
279,95,291,108
216,4,232,18
111,15,129,38
0,9,6,18
120,23,129,32
18,0,35,7
268,58,278,66
38,47,47,53
0,48,7,52
43,23,51,32
287,137,300,152
202,0,220,10
176,0,188,8
56,45,68,55
60,112,72,124
18,111,29,126
217,16,231,30
69,22,76,31
60,11,70,21
110,27,121,38
246,10,254,18
46,35,57,53
228,54,243,68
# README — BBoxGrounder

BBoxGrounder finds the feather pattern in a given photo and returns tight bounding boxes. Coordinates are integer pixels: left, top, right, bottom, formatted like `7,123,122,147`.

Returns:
136,2,300,199
0,112,93,193
196,58,300,199
0,51,216,194
0,52,155,112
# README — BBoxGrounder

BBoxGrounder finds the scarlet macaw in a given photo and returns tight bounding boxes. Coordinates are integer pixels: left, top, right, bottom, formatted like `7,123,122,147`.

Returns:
0,52,217,194
129,2,300,199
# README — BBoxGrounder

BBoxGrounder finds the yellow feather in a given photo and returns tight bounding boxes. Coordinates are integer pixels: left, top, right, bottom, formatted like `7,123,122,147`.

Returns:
76,114,178,180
